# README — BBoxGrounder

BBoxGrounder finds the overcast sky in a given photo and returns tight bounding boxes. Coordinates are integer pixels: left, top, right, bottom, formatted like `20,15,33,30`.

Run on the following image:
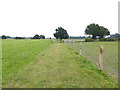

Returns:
0,0,119,38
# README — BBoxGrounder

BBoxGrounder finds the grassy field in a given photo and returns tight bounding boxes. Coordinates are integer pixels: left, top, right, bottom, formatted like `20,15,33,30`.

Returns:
0,39,2,89
65,40,118,81
2,39,118,88
2,39,52,86
82,42,118,80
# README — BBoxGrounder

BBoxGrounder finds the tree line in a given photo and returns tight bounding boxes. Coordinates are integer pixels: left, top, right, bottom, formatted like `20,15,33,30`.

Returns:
53,23,112,40
32,34,45,39
1,23,119,40
1,34,46,39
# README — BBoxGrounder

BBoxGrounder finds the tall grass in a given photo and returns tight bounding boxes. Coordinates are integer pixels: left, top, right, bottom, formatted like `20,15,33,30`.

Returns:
64,40,118,81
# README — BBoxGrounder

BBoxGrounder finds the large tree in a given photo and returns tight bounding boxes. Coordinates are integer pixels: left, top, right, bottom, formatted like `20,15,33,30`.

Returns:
53,27,69,40
85,23,110,39
2,35,7,39
40,35,45,39
32,34,45,39
32,34,40,39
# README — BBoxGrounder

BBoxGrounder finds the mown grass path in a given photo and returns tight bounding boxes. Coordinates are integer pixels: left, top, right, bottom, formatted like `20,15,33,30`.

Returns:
3,42,118,88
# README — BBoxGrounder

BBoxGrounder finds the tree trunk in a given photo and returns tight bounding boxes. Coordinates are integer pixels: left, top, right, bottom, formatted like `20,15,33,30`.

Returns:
92,35,96,39
60,39,63,43
100,35,104,38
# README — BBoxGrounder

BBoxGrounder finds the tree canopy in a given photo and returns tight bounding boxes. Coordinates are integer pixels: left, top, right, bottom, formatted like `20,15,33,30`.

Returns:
53,27,69,40
32,34,40,39
32,34,45,39
40,35,45,39
2,35,7,39
85,23,110,39
15,37,25,39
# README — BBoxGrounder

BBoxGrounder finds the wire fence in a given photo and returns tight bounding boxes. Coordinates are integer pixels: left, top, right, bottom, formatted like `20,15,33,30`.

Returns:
64,39,118,81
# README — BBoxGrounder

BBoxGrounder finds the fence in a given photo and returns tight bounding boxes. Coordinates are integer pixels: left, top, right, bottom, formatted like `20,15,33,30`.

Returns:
64,39,118,81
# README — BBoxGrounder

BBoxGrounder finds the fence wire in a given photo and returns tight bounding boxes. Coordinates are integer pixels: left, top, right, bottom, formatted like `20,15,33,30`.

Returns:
64,39,118,81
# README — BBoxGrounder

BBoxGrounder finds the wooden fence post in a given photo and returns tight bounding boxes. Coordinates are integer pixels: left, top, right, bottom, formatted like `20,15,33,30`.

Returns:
80,40,82,55
98,45,104,70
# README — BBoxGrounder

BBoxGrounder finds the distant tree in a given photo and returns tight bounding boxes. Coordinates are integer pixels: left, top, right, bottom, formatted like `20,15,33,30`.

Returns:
2,35,7,39
85,23,110,39
68,36,88,39
6,36,11,39
40,35,45,39
53,27,69,40
32,34,40,39
15,37,25,39
110,33,120,38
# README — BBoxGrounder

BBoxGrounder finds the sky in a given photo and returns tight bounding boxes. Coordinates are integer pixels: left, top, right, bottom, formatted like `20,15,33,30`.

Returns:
0,0,119,38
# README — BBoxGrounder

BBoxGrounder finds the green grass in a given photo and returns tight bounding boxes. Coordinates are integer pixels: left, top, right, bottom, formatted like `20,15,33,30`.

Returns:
81,42,118,80
2,40,118,88
2,39,52,86
66,41,118,81
0,39,2,89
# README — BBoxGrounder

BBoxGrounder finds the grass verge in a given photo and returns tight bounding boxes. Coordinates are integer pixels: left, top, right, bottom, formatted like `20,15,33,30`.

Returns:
3,41,118,88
